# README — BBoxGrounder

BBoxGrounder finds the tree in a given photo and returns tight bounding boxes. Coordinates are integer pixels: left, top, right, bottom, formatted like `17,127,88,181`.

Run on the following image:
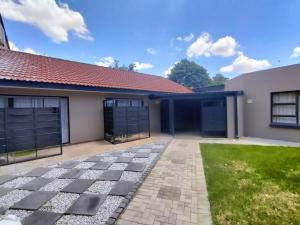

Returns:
168,59,211,88
211,73,228,85
110,60,136,71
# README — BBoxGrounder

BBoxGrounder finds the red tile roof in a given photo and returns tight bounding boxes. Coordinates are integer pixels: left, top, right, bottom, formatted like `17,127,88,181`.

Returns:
0,49,192,94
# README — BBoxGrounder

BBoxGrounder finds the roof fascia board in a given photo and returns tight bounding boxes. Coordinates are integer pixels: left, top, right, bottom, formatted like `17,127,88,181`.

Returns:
0,80,174,96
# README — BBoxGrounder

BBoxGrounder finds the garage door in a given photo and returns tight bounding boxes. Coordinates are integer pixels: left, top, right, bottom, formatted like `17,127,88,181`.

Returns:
201,99,227,137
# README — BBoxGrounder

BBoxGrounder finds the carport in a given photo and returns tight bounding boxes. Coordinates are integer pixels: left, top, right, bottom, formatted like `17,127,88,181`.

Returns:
150,91,243,138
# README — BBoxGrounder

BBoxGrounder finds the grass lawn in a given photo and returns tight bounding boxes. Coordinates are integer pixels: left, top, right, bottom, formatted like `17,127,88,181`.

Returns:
200,144,300,225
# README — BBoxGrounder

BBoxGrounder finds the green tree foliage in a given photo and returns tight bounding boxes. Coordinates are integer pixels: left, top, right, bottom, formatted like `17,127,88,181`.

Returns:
167,59,211,88
211,73,229,85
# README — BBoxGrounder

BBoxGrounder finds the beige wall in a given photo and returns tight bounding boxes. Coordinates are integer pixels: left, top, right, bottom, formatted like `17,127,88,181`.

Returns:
0,87,161,144
225,64,300,142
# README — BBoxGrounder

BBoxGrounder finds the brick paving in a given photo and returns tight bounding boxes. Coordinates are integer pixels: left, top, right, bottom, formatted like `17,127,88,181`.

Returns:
117,138,212,225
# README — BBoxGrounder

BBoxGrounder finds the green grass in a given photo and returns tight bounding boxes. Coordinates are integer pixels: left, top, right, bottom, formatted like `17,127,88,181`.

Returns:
200,144,300,225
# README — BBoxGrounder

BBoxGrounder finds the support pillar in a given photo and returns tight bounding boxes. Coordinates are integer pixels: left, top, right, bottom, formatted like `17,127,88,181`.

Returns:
168,99,175,135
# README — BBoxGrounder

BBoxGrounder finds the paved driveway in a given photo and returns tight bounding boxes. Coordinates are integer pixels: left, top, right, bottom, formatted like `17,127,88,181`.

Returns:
117,138,212,225
0,138,170,225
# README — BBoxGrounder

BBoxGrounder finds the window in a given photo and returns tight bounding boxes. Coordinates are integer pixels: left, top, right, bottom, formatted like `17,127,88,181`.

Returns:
0,95,70,143
271,92,300,126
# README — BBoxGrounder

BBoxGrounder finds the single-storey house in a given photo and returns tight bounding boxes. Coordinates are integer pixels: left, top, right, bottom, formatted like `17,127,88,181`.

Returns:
0,48,300,157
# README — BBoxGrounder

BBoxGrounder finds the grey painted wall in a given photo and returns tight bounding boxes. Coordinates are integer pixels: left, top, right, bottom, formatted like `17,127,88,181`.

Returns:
225,64,300,142
0,87,161,144
226,96,235,138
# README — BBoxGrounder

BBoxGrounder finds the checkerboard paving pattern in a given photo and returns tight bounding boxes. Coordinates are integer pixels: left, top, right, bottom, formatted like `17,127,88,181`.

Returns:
0,139,171,225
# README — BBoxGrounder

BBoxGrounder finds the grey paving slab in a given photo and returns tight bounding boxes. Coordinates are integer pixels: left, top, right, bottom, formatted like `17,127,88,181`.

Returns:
152,144,165,149
151,149,164,153
24,167,52,177
0,207,7,214
0,175,17,185
115,157,133,163
66,193,106,216
11,191,57,210
22,211,62,225
99,170,123,181
142,144,154,148
61,179,95,194
109,181,135,196
134,152,150,158
18,178,53,191
59,169,84,179
0,187,13,197
59,161,80,169
90,161,112,170
110,152,123,157
125,162,146,172
84,155,103,162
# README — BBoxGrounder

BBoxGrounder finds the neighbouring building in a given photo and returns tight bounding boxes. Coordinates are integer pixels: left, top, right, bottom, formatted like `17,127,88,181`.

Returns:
0,14,9,49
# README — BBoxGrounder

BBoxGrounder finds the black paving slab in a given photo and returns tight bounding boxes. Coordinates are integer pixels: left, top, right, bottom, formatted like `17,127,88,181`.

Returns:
0,175,17,185
66,194,106,216
0,187,13,197
90,161,112,170
85,156,103,162
59,169,84,179
134,152,150,158
115,157,133,163
125,162,146,172
109,181,135,196
18,177,53,191
22,211,62,225
61,179,95,194
11,191,57,210
24,167,52,177
99,170,123,181
59,161,80,169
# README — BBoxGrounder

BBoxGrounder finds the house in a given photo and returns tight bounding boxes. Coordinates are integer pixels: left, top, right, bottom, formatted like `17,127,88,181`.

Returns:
0,48,299,155
225,64,300,143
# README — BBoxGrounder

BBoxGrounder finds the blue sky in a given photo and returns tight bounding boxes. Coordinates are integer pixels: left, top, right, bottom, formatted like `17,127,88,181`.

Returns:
1,0,300,78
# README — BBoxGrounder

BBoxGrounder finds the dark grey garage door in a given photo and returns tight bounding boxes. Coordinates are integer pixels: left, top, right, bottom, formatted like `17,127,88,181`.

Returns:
201,99,227,137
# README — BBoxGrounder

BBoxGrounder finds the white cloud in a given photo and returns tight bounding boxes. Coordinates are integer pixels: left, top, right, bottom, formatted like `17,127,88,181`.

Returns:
210,36,238,57
9,41,39,55
95,56,115,67
0,0,92,43
164,61,179,76
219,52,271,74
133,62,153,71
147,48,157,55
8,41,20,51
176,33,194,42
187,32,238,58
23,48,39,54
291,46,300,58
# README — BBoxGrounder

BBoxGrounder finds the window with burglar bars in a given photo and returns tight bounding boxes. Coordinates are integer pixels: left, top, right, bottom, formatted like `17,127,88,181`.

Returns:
271,91,300,126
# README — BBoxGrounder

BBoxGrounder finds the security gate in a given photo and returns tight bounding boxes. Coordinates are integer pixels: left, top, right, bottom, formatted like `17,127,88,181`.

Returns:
201,99,227,137
0,107,62,165
104,99,150,144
